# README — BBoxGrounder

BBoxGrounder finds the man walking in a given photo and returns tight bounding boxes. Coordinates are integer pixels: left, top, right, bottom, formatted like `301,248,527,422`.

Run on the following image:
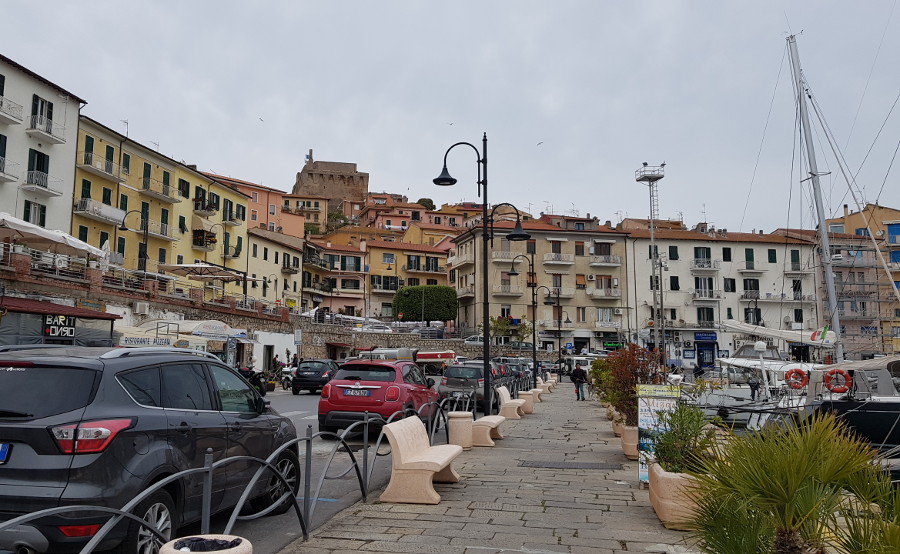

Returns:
572,363,588,401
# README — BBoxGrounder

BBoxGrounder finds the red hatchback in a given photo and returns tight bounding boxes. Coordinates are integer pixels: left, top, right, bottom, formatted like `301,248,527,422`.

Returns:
318,359,440,434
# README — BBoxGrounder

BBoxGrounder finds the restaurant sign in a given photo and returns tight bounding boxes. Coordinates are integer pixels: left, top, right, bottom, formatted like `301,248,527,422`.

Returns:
43,315,76,338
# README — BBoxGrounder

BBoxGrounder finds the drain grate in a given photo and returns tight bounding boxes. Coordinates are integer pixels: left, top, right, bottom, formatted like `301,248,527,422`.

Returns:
519,460,622,470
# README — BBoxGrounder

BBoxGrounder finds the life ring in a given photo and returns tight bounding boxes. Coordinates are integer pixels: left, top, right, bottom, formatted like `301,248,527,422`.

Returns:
824,368,852,394
784,368,808,389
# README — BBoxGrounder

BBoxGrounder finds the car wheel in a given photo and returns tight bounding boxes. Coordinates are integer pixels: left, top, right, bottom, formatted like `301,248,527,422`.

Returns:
282,379,291,390
115,489,176,554
249,450,300,515
292,387,300,395
318,424,340,438
307,388,317,394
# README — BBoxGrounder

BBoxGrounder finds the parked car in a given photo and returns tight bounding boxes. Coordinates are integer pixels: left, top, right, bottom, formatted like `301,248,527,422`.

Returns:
464,335,485,346
0,346,299,554
351,323,393,334
318,359,439,434
506,341,534,350
291,359,340,394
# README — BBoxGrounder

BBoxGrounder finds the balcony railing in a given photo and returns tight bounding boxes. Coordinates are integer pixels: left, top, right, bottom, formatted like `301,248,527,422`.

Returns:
193,199,216,215
0,95,24,124
491,251,518,262
589,255,622,266
537,319,575,328
402,264,445,274
222,211,242,226
77,151,123,181
492,284,524,296
21,171,63,196
692,289,723,300
542,252,575,264
586,288,621,298
142,177,180,203
457,285,475,297
26,115,66,143
448,252,475,266
74,197,127,225
0,156,21,182
544,287,576,299
738,260,763,272
594,321,622,329
281,264,299,274
690,258,721,271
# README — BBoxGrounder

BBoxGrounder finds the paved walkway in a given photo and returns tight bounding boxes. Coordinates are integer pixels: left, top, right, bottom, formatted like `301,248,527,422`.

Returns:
278,382,698,554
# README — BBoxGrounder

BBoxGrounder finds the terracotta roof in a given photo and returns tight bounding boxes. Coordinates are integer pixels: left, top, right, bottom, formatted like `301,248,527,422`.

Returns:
625,228,812,244
248,227,305,250
366,240,448,254
308,240,366,254
202,173,289,195
0,297,120,319
772,228,862,241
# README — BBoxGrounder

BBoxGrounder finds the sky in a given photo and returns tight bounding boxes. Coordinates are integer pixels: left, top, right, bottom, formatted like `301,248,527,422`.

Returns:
4,1,899,234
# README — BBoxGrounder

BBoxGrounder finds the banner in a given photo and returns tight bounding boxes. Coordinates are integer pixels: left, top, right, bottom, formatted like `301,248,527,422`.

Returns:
637,384,680,483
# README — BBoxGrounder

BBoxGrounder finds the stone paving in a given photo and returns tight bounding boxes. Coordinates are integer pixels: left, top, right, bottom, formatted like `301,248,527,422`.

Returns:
278,382,700,554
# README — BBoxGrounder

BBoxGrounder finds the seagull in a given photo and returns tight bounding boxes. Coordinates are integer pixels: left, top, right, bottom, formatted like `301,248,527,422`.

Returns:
536,141,543,146
447,122,454,126
259,117,264,122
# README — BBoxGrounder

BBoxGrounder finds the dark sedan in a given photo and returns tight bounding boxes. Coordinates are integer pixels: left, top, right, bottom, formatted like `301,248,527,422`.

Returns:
291,359,340,394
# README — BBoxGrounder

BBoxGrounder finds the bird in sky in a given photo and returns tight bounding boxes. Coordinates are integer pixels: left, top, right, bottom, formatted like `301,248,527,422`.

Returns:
259,117,264,122
447,122,454,125
536,141,543,146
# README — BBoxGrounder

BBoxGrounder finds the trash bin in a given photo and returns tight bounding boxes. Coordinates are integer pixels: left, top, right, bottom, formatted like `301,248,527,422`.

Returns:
160,534,252,554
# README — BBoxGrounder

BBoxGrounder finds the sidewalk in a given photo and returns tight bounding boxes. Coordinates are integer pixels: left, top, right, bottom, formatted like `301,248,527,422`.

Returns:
278,382,698,554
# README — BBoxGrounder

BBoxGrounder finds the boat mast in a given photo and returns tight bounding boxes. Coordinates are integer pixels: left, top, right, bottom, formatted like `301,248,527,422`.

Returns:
787,35,845,363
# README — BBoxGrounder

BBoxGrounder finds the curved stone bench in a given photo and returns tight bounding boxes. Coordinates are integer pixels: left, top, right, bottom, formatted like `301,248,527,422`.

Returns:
496,386,526,420
379,416,463,504
472,415,506,447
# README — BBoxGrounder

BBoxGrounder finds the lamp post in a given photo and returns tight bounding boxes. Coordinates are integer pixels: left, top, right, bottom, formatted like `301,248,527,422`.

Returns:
434,134,530,416
508,253,539,390
119,209,149,274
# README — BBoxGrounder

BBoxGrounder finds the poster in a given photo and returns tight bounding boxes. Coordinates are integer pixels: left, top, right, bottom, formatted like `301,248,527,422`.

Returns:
637,384,680,483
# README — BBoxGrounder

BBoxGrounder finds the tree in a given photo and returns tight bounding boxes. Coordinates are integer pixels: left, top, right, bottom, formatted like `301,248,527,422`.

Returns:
325,210,350,232
393,286,457,323
416,198,436,211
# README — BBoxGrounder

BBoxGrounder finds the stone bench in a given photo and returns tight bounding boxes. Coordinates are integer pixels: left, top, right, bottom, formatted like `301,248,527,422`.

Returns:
472,415,506,447
530,387,543,403
536,377,553,394
379,416,463,504
517,390,536,414
496,386,526,420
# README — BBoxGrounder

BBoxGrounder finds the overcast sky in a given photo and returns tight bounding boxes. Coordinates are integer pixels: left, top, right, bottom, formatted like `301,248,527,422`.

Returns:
4,1,899,234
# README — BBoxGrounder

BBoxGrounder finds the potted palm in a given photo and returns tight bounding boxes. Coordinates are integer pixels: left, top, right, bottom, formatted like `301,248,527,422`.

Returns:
606,344,657,459
647,401,720,530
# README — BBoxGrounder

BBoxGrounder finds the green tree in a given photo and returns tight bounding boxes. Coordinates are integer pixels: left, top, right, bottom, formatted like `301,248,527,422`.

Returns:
325,210,350,232
489,316,513,339
514,319,534,342
392,286,457,323
416,198,436,211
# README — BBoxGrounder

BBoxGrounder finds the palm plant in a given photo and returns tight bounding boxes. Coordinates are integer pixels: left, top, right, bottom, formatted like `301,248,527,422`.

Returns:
689,411,900,553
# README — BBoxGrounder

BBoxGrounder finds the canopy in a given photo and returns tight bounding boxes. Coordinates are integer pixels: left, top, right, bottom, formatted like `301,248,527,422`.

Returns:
158,263,245,282
721,319,836,348
0,212,105,258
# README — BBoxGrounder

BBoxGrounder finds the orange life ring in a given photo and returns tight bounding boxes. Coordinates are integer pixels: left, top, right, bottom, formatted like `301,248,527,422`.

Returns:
784,368,808,389
824,368,852,394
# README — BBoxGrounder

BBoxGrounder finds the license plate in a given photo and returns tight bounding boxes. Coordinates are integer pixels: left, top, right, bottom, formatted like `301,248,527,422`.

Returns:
452,391,466,398
0,443,10,465
301,371,315,376
344,389,370,397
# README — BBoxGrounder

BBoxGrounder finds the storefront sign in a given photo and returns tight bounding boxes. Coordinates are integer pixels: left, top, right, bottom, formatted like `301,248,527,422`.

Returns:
694,332,718,341
120,335,172,346
43,315,76,338
76,299,106,312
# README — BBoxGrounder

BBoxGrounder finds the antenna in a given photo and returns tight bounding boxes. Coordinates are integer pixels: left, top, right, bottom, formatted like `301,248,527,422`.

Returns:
121,119,129,137
151,141,159,151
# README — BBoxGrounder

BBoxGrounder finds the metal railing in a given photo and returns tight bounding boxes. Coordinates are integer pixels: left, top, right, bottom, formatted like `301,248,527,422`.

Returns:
28,114,66,141
0,95,24,121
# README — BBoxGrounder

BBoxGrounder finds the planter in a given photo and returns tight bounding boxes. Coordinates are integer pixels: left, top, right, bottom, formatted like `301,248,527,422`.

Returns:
160,534,252,554
265,381,276,392
648,462,698,530
612,419,624,437
621,425,639,460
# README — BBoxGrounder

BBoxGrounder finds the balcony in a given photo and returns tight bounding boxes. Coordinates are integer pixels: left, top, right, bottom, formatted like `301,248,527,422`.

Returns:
586,287,622,299
457,285,475,298
594,321,622,330
888,235,899,245
537,319,575,329
0,96,24,125
25,115,66,144
784,262,814,275
191,238,215,252
542,252,575,265
448,252,474,267
372,285,400,294
222,211,242,226
492,284,524,296
402,264,445,274
838,310,878,320
193,199,216,216
77,151,124,182
691,289,723,301
543,287,576,300
144,220,175,241
223,245,242,259
492,251,518,263
757,292,815,302
306,282,333,294
141,177,180,203
20,171,63,197
281,264,299,274
737,260,764,274
589,255,622,267
690,258,720,272
73,198,126,225
0,157,20,182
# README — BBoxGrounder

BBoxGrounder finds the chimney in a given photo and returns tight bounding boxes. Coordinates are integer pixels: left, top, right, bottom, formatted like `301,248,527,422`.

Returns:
360,238,367,252
844,204,849,218
605,220,612,228
187,164,197,171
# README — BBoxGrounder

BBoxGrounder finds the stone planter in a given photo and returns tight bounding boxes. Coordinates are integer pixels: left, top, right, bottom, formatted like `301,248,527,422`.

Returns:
620,425,639,460
160,534,252,554
612,419,624,437
648,462,699,530
605,405,616,421
265,381,276,392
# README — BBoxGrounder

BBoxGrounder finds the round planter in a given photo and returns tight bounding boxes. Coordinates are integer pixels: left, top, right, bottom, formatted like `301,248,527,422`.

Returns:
160,534,252,554
648,462,698,530
612,419,624,437
620,425,639,460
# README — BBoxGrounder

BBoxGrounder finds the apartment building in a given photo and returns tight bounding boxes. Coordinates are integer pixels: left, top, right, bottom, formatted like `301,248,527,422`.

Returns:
205,174,305,239
1,55,84,233
246,227,303,312
623,220,820,368
450,215,628,352
306,238,368,316
367,240,450,319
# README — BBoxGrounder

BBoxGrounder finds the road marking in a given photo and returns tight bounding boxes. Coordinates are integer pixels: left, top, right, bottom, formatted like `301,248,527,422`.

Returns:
279,411,309,417
302,415,318,420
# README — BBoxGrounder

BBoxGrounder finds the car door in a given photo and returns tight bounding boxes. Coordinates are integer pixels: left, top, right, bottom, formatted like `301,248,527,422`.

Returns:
207,364,279,508
161,363,228,519
402,363,434,415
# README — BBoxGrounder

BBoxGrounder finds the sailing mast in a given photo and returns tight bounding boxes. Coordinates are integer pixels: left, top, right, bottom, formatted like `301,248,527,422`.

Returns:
787,35,845,363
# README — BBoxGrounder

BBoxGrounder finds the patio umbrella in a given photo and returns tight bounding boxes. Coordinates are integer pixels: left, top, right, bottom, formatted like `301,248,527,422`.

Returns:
157,263,244,281
0,212,105,257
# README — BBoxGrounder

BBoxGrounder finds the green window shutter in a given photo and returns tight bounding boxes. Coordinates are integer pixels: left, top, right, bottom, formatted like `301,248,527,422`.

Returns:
117,237,126,255
46,101,52,122
28,149,37,171
31,94,39,117
84,135,94,154
179,215,187,233
81,179,91,199
224,232,231,251
234,236,243,256
119,194,128,211
122,153,130,174
668,246,678,260
38,205,46,227
160,209,169,225
102,188,112,205
0,133,6,159
99,231,109,246
142,162,151,179
768,249,777,263
105,145,114,162
162,171,170,186
791,250,800,263
78,226,88,242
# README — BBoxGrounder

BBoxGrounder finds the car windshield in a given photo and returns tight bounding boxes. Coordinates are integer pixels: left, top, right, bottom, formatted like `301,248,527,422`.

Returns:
334,365,396,382
0,365,97,418
299,361,330,371
445,366,482,379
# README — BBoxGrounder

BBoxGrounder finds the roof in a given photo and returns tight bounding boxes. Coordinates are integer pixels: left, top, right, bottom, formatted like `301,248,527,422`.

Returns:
0,297,120,320
0,54,87,104
248,227,305,250
308,240,366,254
202,172,291,194
625,228,812,245
366,240,448,254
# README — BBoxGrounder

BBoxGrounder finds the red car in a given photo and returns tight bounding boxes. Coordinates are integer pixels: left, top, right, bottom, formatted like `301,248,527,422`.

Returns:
318,359,440,434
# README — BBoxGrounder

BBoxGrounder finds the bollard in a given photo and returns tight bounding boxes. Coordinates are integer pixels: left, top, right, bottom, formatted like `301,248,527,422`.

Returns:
447,411,474,450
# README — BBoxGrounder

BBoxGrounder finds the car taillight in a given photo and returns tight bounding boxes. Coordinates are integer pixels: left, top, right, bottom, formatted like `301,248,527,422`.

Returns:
385,386,401,402
321,383,331,399
477,378,485,386
58,524,101,537
440,376,448,386
51,419,134,454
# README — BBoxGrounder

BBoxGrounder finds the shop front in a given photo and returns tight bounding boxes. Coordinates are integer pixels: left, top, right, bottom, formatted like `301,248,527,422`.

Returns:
694,331,719,369
0,297,119,346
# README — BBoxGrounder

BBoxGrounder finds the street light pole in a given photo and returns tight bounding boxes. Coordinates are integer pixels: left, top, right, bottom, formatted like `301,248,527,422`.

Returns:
509,253,538,390
118,209,149,275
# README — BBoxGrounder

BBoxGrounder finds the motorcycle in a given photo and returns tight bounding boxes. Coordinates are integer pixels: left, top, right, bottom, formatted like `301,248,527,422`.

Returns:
238,367,267,396
281,367,295,390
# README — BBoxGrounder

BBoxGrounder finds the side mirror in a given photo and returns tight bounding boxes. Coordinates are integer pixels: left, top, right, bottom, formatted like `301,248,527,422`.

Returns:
256,397,270,414
426,377,435,388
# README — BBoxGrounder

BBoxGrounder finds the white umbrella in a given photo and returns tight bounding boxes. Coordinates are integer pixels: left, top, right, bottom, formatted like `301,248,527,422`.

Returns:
158,263,244,281
0,212,104,257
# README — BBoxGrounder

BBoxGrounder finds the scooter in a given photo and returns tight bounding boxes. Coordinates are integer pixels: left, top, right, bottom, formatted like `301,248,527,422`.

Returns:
281,367,295,390
238,367,266,396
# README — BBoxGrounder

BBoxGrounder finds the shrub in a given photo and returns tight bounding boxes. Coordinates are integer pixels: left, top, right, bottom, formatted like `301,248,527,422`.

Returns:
605,343,659,426
651,401,719,473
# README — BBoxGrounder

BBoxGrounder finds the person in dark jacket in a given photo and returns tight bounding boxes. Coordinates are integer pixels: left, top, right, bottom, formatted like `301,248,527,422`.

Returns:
572,363,588,401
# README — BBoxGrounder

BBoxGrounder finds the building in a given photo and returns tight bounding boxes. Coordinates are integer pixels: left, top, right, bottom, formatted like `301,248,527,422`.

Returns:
205,173,306,239
292,150,368,219
367,239,450,319
246,227,304,313
1,54,85,233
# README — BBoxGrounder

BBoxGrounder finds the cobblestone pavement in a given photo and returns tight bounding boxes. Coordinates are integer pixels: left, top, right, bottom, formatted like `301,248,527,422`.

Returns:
278,382,701,554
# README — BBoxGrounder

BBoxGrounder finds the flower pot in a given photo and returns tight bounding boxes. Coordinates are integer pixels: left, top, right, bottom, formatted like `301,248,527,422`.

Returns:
160,534,252,553
621,425,639,460
612,419,624,437
265,381,276,392
648,462,698,530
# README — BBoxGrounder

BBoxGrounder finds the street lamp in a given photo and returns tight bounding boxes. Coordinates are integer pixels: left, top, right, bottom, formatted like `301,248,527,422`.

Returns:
434,134,530,416
119,210,149,274
507,253,539,390
537,285,570,364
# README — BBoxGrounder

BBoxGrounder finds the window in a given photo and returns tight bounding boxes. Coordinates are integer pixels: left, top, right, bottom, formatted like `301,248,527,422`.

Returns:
526,240,536,254
411,211,420,221
407,255,421,270
593,242,611,256
575,242,585,256
102,187,112,206
407,277,420,286
27,149,50,185
427,278,437,285
263,247,268,261
768,249,777,263
828,223,845,234
694,246,711,259
434,216,441,224
745,248,755,268
726,307,733,319
500,305,512,318
744,307,762,325
250,209,258,222
449,269,456,283
30,94,53,131
23,200,46,226
161,364,213,411
551,241,562,254
120,193,128,212
122,152,130,174
80,179,91,199
178,215,187,233
78,225,88,242
269,204,276,215
697,307,714,325
382,253,395,264
117,237,126,257
574,222,585,231
99,231,109,248
209,365,256,413
722,247,732,262
157,248,166,264
251,191,259,203
178,178,190,198
274,252,279,265
723,278,736,293
794,309,803,323
668,245,679,260
669,276,680,291
575,274,586,289
577,307,587,321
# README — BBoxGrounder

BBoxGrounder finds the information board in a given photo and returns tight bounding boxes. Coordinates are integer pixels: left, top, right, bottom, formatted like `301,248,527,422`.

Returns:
636,384,681,483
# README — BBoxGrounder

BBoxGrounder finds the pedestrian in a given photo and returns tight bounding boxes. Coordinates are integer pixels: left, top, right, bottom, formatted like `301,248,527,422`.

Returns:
291,353,298,367
272,354,280,371
748,373,761,401
572,363,588,401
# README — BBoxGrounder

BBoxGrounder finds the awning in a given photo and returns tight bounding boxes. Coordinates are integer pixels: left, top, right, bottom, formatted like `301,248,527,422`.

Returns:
0,297,120,319
234,337,260,344
192,215,215,232
326,342,351,348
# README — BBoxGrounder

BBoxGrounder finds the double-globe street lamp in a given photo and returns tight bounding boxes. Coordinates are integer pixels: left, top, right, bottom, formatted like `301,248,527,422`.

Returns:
536,285,570,369
434,133,530,416
506,253,541,390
